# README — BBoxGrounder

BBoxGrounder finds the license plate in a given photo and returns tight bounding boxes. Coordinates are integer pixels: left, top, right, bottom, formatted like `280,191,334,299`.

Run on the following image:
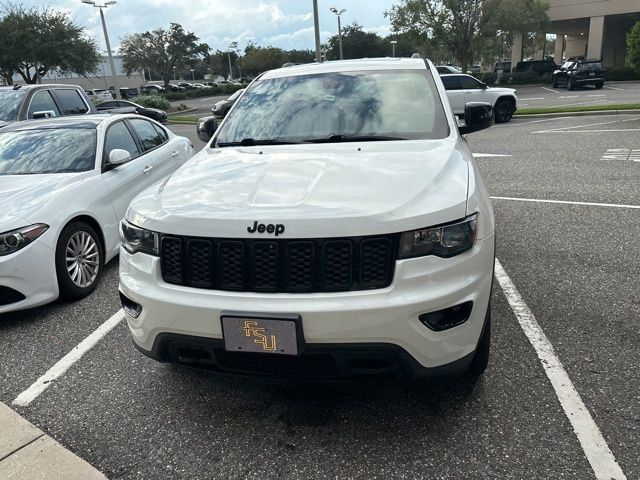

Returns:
589,72,595,76
221,315,299,356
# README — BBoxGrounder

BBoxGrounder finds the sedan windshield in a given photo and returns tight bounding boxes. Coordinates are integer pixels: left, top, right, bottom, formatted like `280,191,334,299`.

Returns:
215,70,449,145
0,90,26,122
0,128,97,175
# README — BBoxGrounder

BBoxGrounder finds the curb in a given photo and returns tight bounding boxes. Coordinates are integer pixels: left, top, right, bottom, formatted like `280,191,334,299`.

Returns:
167,108,198,116
515,109,640,118
0,402,106,479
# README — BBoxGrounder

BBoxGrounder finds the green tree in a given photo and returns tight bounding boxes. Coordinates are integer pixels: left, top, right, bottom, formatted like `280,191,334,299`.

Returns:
325,23,387,60
626,21,640,73
241,45,288,77
120,23,209,89
0,4,99,84
387,0,548,72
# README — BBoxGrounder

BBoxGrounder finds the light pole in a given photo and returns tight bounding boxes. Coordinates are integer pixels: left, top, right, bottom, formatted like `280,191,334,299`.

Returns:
390,40,398,58
190,69,195,82
330,7,346,60
82,0,121,99
312,0,321,62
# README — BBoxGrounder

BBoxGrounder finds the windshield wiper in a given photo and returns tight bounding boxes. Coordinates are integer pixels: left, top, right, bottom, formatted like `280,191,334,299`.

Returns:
304,134,406,143
217,138,304,147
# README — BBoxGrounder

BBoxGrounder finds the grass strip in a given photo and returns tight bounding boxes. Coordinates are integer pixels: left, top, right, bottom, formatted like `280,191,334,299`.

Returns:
516,104,640,115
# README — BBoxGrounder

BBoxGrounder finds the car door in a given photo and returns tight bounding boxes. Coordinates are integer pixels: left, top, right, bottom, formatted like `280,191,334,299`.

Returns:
441,76,465,115
100,119,158,220
459,75,490,107
26,90,62,119
127,118,180,185
51,89,90,116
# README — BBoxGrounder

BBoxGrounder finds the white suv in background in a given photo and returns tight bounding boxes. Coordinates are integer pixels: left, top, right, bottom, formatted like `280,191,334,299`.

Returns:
441,74,517,123
119,58,496,382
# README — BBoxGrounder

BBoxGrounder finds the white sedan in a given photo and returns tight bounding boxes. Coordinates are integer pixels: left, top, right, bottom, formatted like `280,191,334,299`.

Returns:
0,114,193,313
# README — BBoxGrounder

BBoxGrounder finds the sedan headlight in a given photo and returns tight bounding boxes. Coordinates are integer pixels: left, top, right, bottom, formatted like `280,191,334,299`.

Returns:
399,214,478,259
120,221,159,256
0,224,49,257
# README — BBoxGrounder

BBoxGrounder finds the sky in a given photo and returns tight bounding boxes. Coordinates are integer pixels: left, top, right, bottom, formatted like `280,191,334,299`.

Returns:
19,0,396,53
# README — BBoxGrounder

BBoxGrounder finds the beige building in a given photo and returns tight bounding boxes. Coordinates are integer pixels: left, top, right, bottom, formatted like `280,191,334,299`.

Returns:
512,0,640,68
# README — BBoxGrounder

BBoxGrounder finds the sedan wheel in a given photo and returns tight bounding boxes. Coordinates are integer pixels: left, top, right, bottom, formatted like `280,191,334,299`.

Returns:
55,221,104,300
66,231,100,288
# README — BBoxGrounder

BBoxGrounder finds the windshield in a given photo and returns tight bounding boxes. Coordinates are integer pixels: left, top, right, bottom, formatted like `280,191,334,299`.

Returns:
0,128,97,175
0,90,26,122
215,70,448,145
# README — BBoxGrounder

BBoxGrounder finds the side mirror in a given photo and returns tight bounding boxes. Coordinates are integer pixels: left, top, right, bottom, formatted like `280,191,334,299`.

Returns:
458,102,494,135
32,111,56,119
108,149,131,166
197,115,218,143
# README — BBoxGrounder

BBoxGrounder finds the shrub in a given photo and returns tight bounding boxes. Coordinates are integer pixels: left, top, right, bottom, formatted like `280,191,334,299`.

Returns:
136,95,170,110
541,72,553,84
163,84,246,101
509,71,541,85
606,68,640,81
480,72,497,85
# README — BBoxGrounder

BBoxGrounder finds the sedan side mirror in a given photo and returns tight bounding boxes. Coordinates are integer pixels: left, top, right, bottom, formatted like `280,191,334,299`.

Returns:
108,149,131,166
458,102,494,135
197,116,218,143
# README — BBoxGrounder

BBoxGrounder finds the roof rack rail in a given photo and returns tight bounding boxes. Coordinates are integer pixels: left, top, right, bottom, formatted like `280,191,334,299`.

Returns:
282,62,297,68
13,84,22,90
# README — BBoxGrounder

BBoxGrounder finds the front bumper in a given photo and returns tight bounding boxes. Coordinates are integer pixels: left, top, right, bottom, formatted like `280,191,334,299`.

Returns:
120,234,495,376
0,240,58,314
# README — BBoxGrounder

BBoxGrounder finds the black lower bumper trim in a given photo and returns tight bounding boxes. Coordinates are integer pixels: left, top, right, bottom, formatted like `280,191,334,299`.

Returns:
133,333,474,381
0,286,26,307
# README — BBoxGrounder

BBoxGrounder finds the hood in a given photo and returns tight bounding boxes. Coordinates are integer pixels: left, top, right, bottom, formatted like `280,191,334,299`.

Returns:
0,120,11,130
488,86,516,94
0,174,83,226
128,140,471,238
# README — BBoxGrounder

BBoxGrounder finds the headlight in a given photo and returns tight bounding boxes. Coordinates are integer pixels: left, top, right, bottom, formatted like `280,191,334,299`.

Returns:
120,221,159,256
399,214,478,259
0,224,49,257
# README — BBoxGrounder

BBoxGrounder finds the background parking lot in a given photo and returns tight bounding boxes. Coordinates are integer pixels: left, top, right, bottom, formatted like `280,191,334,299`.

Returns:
1,114,638,479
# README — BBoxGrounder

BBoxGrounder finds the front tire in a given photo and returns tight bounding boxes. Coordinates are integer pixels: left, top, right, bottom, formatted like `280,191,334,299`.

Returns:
567,78,575,91
595,82,604,89
494,98,514,123
55,221,104,301
552,76,558,88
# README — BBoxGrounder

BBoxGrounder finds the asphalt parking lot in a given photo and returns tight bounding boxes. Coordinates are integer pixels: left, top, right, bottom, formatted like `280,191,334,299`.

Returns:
514,81,640,108
171,95,228,116
1,114,638,479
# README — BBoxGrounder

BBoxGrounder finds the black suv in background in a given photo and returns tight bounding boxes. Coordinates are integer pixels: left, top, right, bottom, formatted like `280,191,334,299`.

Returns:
514,59,558,75
552,60,605,90
0,84,96,129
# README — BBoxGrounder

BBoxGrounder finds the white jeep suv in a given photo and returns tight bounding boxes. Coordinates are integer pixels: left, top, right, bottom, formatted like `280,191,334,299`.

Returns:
119,58,496,381
441,74,517,123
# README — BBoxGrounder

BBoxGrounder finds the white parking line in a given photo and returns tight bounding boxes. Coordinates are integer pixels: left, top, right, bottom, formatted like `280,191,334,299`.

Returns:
586,94,606,97
541,86,560,94
549,99,607,109
532,117,640,134
558,95,579,99
603,85,624,91
518,97,545,101
494,259,627,480
12,310,125,407
491,196,640,210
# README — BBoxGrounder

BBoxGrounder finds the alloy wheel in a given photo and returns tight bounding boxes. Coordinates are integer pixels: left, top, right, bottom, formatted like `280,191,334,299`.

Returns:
65,231,100,288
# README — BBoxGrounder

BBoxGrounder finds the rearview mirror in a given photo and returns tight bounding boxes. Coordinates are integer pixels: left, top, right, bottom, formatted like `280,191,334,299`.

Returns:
458,102,494,135
197,116,218,143
32,111,56,119
108,149,131,166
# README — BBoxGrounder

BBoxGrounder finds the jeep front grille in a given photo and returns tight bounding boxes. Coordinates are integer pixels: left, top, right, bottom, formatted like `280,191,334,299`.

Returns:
160,235,398,293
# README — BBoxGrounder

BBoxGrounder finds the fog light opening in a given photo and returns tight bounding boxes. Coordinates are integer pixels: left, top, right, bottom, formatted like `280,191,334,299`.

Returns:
119,292,142,319
419,302,473,332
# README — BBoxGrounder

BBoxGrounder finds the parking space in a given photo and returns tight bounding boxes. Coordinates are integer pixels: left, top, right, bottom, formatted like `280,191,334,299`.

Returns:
0,115,637,479
514,81,640,108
